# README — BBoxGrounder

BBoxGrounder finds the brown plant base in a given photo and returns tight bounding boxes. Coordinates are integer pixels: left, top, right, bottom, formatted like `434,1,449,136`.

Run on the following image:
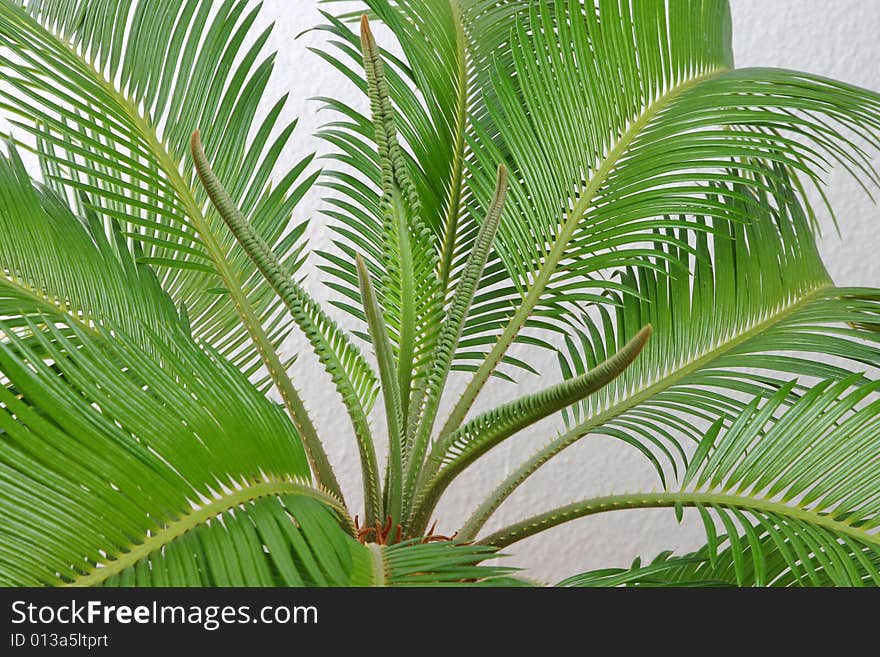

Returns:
353,515,458,545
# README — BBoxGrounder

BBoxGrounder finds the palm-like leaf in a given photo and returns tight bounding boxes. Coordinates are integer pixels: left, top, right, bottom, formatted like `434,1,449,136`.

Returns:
0,0,349,494
462,163,880,540
409,325,652,533
556,553,731,587
0,139,341,584
484,376,880,586
463,165,880,538
357,16,444,438
0,140,180,350
0,0,310,370
444,0,880,435
0,282,337,585
317,1,474,295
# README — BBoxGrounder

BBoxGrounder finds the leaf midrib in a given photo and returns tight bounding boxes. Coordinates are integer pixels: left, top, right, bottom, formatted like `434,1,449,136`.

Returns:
478,491,880,550
437,0,469,292
68,479,346,587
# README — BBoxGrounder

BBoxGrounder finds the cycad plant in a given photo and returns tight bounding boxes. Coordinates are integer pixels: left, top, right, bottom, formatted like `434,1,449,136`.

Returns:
1,0,880,587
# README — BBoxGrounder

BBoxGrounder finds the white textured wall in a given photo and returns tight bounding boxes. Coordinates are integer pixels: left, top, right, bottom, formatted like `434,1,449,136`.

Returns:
14,1,880,583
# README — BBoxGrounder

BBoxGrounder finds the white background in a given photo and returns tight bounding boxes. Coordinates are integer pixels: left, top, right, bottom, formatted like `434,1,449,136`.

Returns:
21,1,880,582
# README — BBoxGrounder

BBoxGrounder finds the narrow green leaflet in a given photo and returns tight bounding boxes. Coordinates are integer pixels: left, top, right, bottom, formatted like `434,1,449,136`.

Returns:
0,141,180,350
459,165,880,540
480,378,880,586
380,540,522,586
0,0,317,425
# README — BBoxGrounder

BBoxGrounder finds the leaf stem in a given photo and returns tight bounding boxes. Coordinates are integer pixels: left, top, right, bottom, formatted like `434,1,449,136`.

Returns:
191,130,370,505
477,491,880,550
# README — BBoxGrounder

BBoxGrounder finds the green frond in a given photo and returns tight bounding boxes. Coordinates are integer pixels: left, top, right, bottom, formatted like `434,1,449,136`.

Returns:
92,495,370,588
0,0,316,416
581,534,880,588
0,307,348,584
446,0,880,434
318,1,475,287
0,165,370,584
480,377,880,586
191,130,382,524
0,141,181,350
459,163,880,540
